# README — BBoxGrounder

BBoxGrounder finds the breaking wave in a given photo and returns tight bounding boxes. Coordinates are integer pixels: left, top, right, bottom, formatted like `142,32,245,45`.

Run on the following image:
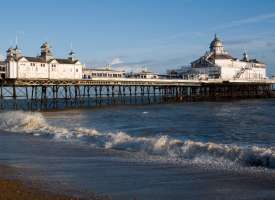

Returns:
1,111,275,170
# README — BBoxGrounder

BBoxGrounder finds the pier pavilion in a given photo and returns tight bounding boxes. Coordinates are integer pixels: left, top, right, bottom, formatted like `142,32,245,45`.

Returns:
5,42,83,80
170,35,267,81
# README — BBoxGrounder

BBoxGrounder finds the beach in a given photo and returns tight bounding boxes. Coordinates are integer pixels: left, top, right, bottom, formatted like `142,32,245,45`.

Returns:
0,164,111,200
1,100,275,199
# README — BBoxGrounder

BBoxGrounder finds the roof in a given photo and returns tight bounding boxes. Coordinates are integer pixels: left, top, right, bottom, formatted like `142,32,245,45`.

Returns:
136,71,157,74
246,59,265,65
55,58,79,64
25,56,47,63
84,68,125,72
208,53,235,60
22,57,79,64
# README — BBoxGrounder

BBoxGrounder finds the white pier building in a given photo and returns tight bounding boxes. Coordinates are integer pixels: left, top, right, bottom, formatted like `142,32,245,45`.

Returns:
5,42,83,80
128,70,159,79
182,35,267,81
83,67,126,79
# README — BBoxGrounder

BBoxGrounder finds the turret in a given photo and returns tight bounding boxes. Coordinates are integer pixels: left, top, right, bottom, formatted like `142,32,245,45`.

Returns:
6,47,15,61
68,50,76,62
13,45,22,60
6,45,22,61
40,42,54,61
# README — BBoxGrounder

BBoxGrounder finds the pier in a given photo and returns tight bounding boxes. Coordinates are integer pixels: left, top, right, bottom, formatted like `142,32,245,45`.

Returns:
0,78,274,110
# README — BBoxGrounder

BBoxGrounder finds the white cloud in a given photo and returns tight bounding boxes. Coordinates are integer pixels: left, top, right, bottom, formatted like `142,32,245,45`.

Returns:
110,57,123,65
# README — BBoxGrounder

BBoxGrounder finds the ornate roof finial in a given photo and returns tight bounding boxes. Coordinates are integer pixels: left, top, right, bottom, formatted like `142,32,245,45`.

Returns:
68,42,77,61
243,50,249,61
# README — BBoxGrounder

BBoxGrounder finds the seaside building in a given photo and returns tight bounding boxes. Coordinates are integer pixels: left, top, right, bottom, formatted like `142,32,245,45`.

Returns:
83,67,126,79
5,42,83,80
178,35,267,80
128,70,159,79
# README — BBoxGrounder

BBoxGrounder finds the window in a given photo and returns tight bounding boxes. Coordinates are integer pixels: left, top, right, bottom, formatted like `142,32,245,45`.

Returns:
76,69,78,72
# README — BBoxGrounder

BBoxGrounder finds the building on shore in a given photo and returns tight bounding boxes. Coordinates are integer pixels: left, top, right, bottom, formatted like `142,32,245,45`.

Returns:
171,35,267,81
5,42,83,80
83,66,126,79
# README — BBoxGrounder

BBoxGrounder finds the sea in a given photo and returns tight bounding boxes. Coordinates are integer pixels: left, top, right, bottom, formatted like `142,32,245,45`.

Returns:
1,99,275,200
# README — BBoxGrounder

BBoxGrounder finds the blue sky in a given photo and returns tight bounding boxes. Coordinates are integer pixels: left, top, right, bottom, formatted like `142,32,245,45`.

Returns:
1,0,275,74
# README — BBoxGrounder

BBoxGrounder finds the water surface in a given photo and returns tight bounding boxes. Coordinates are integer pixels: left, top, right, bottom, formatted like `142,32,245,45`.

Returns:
1,99,275,199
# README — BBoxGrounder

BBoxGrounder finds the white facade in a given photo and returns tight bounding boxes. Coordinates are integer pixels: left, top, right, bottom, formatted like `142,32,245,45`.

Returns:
129,70,159,79
5,43,83,80
83,67,126,79
187,35,266,81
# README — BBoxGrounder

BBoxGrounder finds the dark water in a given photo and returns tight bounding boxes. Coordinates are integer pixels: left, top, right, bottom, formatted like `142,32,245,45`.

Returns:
1,99,275,199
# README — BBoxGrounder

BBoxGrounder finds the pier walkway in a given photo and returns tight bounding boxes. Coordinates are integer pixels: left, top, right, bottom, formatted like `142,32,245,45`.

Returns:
0,78,274,110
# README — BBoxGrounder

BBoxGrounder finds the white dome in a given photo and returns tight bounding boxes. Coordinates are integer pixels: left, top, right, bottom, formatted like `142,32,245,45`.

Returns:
210,35,223,49
209,34,225,54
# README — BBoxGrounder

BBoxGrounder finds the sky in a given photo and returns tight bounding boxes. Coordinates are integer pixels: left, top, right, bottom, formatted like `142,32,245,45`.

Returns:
0,0,275,74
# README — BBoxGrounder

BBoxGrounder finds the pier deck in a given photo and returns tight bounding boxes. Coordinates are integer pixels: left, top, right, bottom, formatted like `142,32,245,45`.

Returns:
0,78,274,110
3,78,275,86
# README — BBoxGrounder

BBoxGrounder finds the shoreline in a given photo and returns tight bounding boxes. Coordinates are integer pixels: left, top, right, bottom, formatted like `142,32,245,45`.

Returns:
0,164,111,200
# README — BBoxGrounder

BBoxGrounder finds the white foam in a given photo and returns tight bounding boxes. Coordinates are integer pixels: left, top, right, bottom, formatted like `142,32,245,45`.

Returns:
1,111,275,169
0,111,47,133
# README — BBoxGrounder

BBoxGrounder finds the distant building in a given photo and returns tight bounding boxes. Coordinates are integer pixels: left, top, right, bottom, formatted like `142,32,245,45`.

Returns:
5,42,83,80
179,35,267,80
83,67,126,79
129,70,159,79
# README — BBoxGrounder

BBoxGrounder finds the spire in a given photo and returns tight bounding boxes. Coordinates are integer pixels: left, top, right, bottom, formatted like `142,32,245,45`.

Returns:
68,42,77,61
68,50,76,61
243,51,249,61
15,34,18,48
13,45,22,59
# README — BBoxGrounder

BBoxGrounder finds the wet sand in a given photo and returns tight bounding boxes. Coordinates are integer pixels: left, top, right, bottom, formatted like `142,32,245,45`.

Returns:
0,165,111,200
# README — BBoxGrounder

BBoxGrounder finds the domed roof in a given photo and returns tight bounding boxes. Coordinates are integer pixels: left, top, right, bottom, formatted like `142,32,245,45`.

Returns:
210,34,223,49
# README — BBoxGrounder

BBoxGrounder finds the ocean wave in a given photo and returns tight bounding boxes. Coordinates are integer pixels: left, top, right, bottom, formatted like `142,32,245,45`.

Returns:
0,111,275,169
